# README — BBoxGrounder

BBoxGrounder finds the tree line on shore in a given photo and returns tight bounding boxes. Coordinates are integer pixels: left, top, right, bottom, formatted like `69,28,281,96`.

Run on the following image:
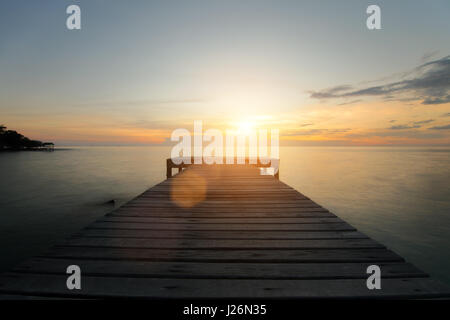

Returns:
0,125,53,150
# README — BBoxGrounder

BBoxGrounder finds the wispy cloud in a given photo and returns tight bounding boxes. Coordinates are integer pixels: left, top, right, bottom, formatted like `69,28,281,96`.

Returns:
309,55,450,105
389,124,421,130
283,128,351,136
388,119,434,130
413,119,434,125
420,50,440,64
429,124,450,130
422,96,450,105
337,99,362,106
309,85,352,99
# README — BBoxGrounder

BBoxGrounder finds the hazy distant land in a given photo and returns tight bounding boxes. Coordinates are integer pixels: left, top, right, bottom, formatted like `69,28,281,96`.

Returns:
0,125,53,151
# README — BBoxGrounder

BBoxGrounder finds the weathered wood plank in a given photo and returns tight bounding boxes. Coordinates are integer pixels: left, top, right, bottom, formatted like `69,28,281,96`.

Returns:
77,229,368,240
14,258,426,279
108,210,334,218
123,203,323,208
1,273,448,299
98,216,344,224
40,247,406,263
142,191,302,195
88,221,356,231
141,190,305,195
61,237,383,249
111,207,331,214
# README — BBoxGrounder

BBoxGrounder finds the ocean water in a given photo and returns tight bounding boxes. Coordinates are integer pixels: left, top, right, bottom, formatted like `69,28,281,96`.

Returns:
0,146,449,285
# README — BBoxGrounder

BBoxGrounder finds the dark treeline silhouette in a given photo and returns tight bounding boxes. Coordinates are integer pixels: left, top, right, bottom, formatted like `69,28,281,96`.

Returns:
0,125,54,151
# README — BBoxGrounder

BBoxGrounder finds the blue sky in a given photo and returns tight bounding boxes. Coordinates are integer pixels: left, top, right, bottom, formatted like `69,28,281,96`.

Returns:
1,0,449,145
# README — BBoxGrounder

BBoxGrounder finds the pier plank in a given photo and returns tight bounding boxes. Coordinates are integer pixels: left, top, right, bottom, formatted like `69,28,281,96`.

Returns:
14,259,426,280
110,207,332,215
60,237,384,250
98,216,344,224
1,164,448,299
1,273,448,299
108,210,334,218
40,247,406,263
76,229,368,240
87,221,357,231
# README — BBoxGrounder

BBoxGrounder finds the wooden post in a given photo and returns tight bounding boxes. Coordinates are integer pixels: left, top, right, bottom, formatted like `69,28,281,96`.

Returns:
166,157,279,179
166,159,173,179
274,159,280,180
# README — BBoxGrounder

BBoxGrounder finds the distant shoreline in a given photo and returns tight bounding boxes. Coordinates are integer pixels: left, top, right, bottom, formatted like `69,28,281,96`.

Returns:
1,125,54,151
0,148,55,152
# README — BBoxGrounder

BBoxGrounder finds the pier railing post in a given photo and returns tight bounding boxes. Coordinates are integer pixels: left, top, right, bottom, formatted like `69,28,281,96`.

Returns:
166,159,173,179
274,159,279,180
166,157,280,179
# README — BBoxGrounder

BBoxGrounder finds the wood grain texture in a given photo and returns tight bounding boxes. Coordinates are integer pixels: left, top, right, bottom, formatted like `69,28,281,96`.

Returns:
1,273,449,299
1,164,448,299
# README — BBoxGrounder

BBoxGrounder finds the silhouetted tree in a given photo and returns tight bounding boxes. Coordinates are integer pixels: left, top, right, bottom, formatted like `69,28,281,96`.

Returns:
0,125,44,150
0,125,6,149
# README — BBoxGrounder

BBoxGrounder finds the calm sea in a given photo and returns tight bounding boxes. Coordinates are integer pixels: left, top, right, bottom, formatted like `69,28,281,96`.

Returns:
0,146,449,285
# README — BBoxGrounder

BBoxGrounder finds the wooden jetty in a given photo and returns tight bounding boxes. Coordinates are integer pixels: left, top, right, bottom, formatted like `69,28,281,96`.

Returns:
0,161,449,299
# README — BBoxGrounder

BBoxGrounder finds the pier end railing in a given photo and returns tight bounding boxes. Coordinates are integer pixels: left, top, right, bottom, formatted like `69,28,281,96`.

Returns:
166,157,279,179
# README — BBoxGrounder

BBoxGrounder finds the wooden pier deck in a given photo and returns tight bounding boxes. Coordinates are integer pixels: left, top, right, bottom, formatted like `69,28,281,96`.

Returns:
0,164,449,299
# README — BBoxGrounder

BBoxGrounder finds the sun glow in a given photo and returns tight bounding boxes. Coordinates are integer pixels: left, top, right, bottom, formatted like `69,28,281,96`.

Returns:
235,121,256,135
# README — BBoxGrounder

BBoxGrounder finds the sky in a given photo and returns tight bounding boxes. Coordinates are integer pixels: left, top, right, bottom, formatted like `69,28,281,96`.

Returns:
1,0,449,146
